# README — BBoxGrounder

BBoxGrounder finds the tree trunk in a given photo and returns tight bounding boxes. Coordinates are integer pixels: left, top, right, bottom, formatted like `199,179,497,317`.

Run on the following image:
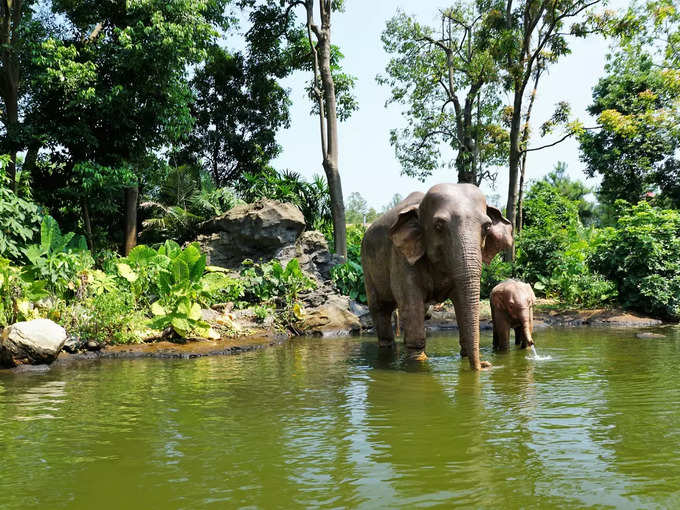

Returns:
124,186,138,256
504,87,523,260
308,1,347,259
82,199,94,252
0,0,23,193
516,67,542,233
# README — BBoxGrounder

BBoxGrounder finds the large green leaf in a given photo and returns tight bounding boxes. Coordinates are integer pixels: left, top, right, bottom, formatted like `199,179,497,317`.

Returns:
40,215,60,253
171,317,191,337
172,259,190,285
127,245,157,266
117,263,138,282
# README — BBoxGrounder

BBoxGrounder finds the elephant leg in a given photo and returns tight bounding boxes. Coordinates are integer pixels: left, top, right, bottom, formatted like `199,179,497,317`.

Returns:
493,313,511,351
371,302,396,348
399,298,427,359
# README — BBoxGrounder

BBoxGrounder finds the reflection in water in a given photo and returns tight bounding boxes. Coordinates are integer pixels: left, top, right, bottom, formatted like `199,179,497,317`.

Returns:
0,328,679,509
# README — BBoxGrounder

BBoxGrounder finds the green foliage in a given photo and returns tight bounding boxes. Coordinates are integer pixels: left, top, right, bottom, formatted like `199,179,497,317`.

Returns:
22,215,93,297
481,257,513,299
345,224,366,264
116,240,235,337
579,51,680,207
516,179,617,308
0,258,49,327
590,201,680,319
331,224,366,303
180,44,291,185
516,181,582,283
61,291,144,345
331,260,366,303
0,158,41,261
240,258,315,307
378,5,508,184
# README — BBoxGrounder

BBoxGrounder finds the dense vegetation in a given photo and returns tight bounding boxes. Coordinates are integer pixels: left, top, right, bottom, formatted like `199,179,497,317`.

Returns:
0,0,679,347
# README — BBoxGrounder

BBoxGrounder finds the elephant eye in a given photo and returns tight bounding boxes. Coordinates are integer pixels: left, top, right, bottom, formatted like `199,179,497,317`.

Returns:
482,221,492,233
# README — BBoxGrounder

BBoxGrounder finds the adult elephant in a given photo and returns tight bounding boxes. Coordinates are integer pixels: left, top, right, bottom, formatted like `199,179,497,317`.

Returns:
361,183,513,370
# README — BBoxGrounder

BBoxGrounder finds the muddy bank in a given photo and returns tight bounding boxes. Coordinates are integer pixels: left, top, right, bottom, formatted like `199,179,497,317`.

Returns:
54,333,288,365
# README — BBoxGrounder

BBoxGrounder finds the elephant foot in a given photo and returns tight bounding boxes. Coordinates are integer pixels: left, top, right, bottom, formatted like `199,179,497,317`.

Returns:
480,360,492,370
406,349,428,361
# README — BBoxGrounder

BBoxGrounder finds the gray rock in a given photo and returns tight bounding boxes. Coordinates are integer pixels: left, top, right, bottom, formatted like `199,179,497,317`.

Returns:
196,199,306,268
62,335,82,353
86,341,103,351
636,332,666,339
276,230,343,283
301,294,361,337
0,319,67,368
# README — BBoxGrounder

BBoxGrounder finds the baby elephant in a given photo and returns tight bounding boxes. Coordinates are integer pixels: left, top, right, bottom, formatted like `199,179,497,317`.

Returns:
490,279,536,350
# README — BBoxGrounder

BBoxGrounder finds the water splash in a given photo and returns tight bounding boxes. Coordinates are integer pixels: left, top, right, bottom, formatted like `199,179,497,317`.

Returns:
527,344,552,361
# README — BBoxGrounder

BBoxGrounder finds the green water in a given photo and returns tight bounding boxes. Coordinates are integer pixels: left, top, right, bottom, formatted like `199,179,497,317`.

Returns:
2,328,680,509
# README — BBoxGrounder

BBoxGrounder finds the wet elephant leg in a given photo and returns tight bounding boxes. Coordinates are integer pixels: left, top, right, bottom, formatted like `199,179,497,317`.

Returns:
493,313,511,351
400,298,426,359
371,302,396,348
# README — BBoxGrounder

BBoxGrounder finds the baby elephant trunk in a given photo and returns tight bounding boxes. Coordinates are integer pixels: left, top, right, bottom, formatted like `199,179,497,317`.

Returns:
515,323,534,348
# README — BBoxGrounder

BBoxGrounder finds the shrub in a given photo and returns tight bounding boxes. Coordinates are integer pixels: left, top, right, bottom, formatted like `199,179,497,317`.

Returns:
61,292,144,345
22,215,93,297
331,260,366,303
0,158,41,261
480,257,514,299
516,181,582,283
240,258,315,306
590,201,680,319
0,258,49,327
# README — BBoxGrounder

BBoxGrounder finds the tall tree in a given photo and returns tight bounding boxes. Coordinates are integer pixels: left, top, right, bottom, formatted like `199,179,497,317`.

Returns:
501,0,603,245
244,0,357,259
0,0,45,191
379,3,509,185
180,43,291,186
579,0,680,207
30,0,231,253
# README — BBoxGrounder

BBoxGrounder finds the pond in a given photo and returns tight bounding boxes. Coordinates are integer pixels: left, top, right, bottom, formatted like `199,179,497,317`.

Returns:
1,328,680,509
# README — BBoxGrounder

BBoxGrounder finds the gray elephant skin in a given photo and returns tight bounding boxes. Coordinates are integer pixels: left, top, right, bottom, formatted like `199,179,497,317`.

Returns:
361,183,513,370
490,279,536,350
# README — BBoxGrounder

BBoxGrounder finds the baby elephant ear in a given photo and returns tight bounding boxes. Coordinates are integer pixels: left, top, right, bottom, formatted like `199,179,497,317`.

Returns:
483,205,514,264
390,204,425,265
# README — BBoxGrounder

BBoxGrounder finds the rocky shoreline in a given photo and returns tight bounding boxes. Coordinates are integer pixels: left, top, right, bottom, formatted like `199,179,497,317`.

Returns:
46,302,671,367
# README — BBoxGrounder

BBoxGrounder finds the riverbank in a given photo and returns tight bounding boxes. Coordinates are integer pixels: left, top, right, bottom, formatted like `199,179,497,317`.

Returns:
38,299,668,366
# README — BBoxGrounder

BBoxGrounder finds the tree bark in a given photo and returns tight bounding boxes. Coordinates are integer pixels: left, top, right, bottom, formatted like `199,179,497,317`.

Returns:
0,0,23,193
82,199,94,252
516,67,542,233
306,0,347,259
124,186,138,256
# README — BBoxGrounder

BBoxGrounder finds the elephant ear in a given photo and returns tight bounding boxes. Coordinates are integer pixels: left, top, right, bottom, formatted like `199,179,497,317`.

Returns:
389,204,425,265
483,205,514,264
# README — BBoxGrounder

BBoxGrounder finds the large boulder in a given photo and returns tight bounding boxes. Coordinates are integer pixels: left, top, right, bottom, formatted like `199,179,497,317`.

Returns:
0,319,67,367
275,230,343,283
300,295,361,337
196,199,306,268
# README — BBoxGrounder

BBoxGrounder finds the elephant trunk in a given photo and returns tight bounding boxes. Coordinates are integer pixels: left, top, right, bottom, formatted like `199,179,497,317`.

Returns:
522,324,534,347
451,245,483,370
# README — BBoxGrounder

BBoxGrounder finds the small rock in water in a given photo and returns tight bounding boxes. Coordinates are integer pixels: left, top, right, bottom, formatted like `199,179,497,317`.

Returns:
636,332,666,339
86,341,103,351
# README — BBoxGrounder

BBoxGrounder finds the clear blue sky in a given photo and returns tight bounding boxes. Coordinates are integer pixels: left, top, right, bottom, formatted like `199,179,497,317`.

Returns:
266,0,629,211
